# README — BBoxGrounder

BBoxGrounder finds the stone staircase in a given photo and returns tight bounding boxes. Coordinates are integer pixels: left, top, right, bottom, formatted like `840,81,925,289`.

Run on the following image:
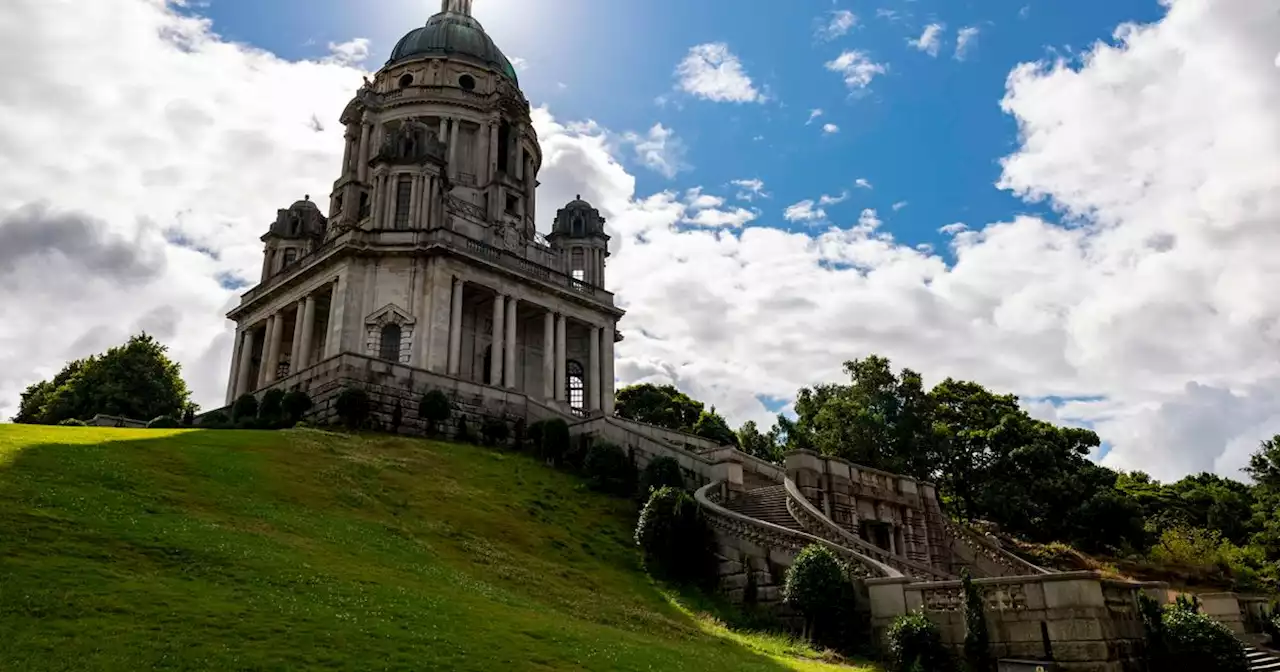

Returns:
724,484,805,532
1249,646,1280,672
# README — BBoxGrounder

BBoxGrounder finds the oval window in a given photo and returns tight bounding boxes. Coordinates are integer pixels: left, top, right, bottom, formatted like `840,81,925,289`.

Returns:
398,73,414,88
459,74,476,91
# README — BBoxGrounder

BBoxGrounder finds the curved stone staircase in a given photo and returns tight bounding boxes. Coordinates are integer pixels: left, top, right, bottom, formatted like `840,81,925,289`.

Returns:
1249,646,1280,672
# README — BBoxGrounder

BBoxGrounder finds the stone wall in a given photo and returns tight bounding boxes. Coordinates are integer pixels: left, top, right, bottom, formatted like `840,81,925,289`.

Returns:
869,572,1148,672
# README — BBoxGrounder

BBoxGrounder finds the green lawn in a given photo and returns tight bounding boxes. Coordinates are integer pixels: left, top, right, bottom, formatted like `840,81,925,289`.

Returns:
0,426,879,671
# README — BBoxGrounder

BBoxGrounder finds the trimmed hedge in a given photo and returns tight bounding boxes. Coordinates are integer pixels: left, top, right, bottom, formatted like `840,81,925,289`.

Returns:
418,390,452,436
639,456,685,496
634,486,715,586
57,418,87,427
887,611,954,672
334,388,370,429
583,442,636,496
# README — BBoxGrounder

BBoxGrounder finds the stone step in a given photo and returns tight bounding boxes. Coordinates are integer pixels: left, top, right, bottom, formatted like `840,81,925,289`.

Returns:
1247,647,1280,672
725,486,803,532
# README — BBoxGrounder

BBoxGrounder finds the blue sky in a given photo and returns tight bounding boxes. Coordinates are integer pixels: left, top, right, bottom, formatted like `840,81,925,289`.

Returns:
192,0,1166,255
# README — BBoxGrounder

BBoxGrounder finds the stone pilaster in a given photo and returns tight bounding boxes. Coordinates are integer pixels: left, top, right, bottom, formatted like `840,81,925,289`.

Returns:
588,325,601,411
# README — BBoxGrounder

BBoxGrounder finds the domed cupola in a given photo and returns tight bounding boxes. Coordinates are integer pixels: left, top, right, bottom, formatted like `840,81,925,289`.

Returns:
387,0,519,83
548,196,610,287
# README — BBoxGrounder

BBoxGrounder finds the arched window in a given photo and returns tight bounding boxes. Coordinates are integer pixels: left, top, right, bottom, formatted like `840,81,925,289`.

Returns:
566,360,585,412
572,216,584,237
379,324,402,362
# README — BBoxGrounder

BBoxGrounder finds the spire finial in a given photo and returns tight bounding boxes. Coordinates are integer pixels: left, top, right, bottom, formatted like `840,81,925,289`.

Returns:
441,0,473,15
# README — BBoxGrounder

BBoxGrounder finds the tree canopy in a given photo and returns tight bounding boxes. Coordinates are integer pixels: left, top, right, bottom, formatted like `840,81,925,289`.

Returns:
614,383,737,446
13,333,191,425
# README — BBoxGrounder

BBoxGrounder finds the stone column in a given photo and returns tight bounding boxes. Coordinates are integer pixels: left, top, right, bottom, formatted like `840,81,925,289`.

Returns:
289,300,305,372
504,297,518,389
235,328,255,398
542,311,555,400
420,176,434,229
298,294,317,370
490,293,506,387
256,315,273,388
226,330,243,406
324,275,345,359
448,277,464,375
602,322,615,414
265,310,286,385
358,122,371,182
488,122,499,176
555,314,567,401
525,156,536,228
478,120,491,184
384,175,397,228
407,175,421,228
588,325,601,411
369,174,383,227
438,117,448,146
342,129,354,176
449,119,461,180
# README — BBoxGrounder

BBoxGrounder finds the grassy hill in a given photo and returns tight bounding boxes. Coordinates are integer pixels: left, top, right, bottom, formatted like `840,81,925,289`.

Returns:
0,425,877,672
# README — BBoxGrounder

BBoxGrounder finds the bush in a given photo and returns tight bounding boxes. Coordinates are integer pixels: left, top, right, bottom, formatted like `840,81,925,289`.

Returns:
418,390,451,436
538,419,571,465
258,389,286,424
783,544,846,641
639,456,685,496
334,387,370,430
887,611,954,672
481,417,509,447
147,415,182,429
961,569,992,672
181,404,196,426
232,394,259,422
281,390,313,424
390,400,404,434
634,486,715,586
1157,606,1248,672
455,415,473,443
1266,611,1280,647
57,418,87,427
200,411,230,428
583,442,636,496
526,420,546,452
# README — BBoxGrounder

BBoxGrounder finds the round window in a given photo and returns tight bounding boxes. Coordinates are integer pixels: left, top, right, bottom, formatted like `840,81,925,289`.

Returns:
458,74,476,91
398,73,414,88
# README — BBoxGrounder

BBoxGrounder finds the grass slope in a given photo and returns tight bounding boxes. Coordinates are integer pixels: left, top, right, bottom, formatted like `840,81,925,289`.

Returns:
0,426,876,672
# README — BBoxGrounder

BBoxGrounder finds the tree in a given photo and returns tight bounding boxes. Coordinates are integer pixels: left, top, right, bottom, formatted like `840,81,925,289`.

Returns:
961,570,992,672
634,486,715,586
783,544,846,641
334,387,370,429
12,333,189,425
691,407,738,447
418,389,452,436
614,383,704,432
281,391,313,425
737,420,782,463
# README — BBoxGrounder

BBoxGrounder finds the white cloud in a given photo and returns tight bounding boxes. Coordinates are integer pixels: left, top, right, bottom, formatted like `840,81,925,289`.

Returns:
892,201,910,211
939,222,968,235
817,10,858,41
326,38,371,66
620,124,689,179
783,200,827,223
807,108,824,125
675,43,765,103
855,178,874,189
685,187,725,210
909,23,945,57
955,27,980,60
819,192,849,206
731,178,769,201
684,207,759,229
822,123,840,134
7,0,1280,486
510,56,529,72
826,50,888,90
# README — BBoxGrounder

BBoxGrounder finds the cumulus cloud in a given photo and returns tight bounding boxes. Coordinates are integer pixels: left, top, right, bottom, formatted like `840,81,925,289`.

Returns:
909,23,946,57
893,201,910,211
855,178,874,189
816,10,858,41
826,50,888,90
675,43,766,103
822,123,840,134
619,123,689,179
6,0,1280,485
807,108,824,125
326,38,371,66
955,27,980,60
731,178,769,201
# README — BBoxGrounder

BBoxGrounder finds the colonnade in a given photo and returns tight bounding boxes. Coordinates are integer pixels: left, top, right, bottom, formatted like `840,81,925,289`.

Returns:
445,276,615,414
227,278,341,403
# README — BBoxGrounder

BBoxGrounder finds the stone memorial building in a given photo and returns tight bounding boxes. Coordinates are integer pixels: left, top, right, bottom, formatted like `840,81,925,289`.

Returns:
221,0,621,418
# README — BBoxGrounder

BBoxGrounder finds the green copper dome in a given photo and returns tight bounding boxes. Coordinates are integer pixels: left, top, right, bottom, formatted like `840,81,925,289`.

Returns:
387,12,518,83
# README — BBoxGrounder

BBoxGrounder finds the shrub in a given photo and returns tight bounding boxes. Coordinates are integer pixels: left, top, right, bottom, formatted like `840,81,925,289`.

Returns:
538,419,571,465
232,394,259,422
147,415,182,429
455,415,473,443
783,544,846,641
334,387,370,430
481,417,509,447
200,411,230,428
961,569,992,672
639,456,685,496
281,390,313,424
57,418,87,427
634,486,715,586
418,390,451,436
1157,606,1248,672
583,441,636,496
181,404,196,426
526,420,547,453
1266,611,1280,647
512,418,526,451
258,389,286,424
887,611,954,672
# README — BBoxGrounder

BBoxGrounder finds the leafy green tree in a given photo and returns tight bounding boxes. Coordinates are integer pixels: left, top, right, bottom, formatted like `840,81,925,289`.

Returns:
583,442,636,496
692,407,738,446
737,420,783,463
634,486,715,586
961,570,992,672
259,389,286,424
334,388,370,429
281,391,313,425
12,334,190,425
232,394,259,422
887,611,954,672
614,383,704,432
783,544,846,641
639,456,685,496
418,389,451,436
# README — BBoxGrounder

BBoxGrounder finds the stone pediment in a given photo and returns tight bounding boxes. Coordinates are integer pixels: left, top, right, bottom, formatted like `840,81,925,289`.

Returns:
365,303,416,328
